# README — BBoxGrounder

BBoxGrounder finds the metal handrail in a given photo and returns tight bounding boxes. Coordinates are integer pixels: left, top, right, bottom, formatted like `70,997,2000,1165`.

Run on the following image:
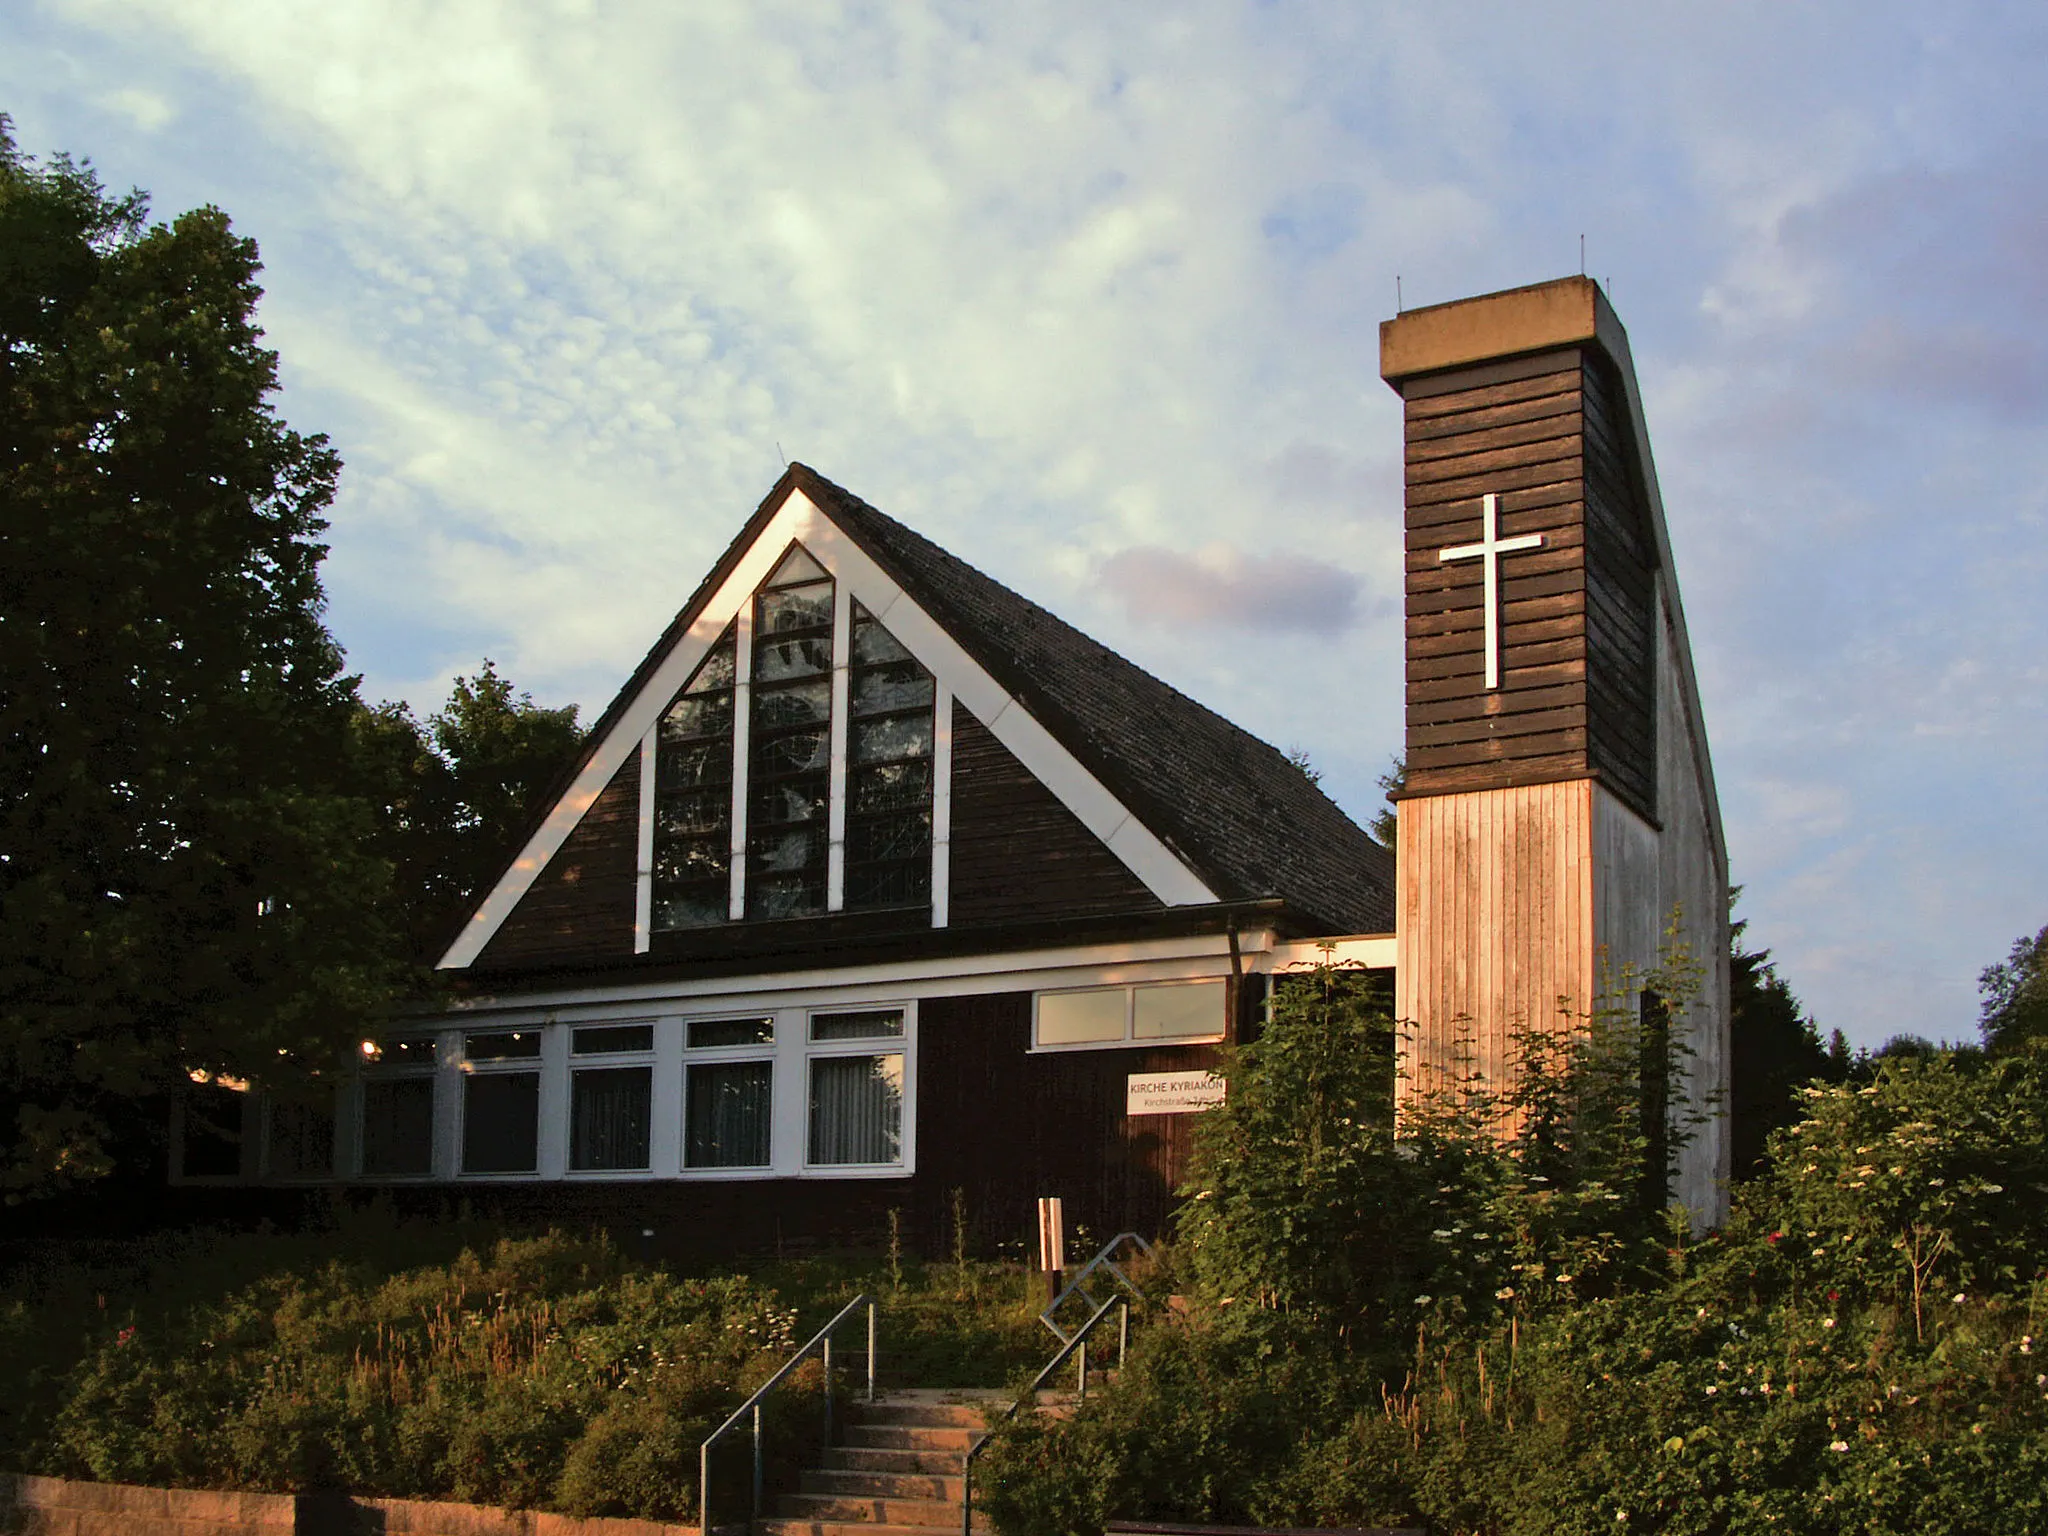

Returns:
963,1291,1130,1536
700,1292,876,1536
1042,1230,1154,1342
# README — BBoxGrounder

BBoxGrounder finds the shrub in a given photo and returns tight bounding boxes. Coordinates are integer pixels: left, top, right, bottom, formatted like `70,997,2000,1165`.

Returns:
36,1232,800,1518
979,977,2048,1536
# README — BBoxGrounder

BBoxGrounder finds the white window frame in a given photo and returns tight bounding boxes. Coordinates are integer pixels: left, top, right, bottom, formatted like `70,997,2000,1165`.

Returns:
457,1026,547,1179
802,1006,911,1175
670,999,919,1181
1031,978,1228,1053
352,1036,441,1182
566,1021,659,1177
679,1013,780,1180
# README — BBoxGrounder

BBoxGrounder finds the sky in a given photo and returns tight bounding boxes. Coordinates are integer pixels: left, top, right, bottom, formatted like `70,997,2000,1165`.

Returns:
5,1,2044,1049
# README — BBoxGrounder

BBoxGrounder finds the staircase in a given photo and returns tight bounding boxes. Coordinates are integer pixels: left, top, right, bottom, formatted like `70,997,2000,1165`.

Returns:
757,1389,1001,1536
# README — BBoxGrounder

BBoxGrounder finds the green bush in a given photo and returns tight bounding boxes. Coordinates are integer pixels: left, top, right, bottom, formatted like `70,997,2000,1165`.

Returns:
978,968,2048,1536
34,1232,802,1518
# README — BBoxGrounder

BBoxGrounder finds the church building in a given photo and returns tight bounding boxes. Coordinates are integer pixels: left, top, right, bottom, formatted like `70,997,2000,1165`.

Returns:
179,276,1730,1244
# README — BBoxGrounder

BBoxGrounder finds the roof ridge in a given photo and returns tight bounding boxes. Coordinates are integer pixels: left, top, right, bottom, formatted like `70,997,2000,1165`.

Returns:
789,463,1279,752
789,463,1392,933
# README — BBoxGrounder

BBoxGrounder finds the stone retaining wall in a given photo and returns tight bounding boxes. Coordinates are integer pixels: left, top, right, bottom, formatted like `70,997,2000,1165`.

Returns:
1,1475,698,1536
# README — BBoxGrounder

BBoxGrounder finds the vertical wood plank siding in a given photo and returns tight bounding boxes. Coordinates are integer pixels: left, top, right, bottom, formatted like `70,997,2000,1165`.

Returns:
475,752,641,967
1394,781,1595,1113
1401,348,1657,820
946,703,1161,927
916,992,1214,1245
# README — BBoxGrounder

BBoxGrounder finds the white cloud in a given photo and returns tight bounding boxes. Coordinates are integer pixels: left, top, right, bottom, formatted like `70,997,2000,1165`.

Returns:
11,0,2048,1047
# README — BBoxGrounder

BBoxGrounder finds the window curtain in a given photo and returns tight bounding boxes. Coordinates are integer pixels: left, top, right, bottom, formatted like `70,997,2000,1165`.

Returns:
686,1061,773,1168
571,1067,652,1171
808,1054,903,1165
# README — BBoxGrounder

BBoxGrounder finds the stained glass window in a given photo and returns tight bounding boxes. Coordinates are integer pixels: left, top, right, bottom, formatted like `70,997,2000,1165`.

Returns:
747,548,834,919
654,626,737,929
845,603,933,910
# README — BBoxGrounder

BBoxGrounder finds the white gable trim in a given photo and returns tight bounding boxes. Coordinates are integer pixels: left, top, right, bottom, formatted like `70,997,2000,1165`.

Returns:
438,488,1216,969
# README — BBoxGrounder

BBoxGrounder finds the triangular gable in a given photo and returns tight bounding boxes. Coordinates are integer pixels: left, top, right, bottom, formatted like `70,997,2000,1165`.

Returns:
438,479,1218,969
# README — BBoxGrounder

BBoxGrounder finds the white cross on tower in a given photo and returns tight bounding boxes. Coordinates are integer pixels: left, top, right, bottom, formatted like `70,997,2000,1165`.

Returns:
1438,492,1544,690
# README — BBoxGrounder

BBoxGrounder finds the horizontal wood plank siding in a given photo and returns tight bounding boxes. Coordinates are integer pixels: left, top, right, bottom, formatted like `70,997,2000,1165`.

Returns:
947,703,1161,928
1401,356,1587,794
1579,358,1659,818
1401,348,1660,815
1394,781,1595,1119
475,752,639,968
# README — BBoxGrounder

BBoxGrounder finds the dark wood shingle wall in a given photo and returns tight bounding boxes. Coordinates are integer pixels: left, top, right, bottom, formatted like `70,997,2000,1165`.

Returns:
1401,346,1657,821
474,752,640,968
947,703,1160,927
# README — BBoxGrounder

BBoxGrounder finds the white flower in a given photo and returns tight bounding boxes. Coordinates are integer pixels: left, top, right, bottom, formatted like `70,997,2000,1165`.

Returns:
1814,1248,1828,1257
1496,1287,1516,1301
1953,1293,1968,1304
1704,1385,1718,1395
1556,1273,1574,1284
1822,1318,1836,1329
1414,1295,1432,1306
1829,1440,1849,1453
2020,1336,2032,1354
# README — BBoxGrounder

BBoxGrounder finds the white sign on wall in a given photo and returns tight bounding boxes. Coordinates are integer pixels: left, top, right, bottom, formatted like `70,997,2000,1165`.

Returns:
1125,1069,1225,1116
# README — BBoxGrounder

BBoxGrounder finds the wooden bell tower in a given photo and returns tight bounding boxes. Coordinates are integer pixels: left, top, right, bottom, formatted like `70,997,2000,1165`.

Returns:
1380,277,1730,1220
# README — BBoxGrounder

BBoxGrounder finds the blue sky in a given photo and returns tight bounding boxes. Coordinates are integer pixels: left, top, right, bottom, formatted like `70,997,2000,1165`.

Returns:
6,2,2044,1047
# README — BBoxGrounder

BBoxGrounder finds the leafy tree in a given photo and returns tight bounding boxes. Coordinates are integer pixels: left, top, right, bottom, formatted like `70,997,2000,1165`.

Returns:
1980,923,2048,1055
1725,900,1829,1178
0,123,405,1199
353,661,581,957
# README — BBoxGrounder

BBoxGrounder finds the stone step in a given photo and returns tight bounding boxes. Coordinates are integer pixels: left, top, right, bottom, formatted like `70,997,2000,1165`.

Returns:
842,1424,978,1452
821,1447,965,1476
772,1493,972,1527
800,1470,966,1502
847,1402,991,1430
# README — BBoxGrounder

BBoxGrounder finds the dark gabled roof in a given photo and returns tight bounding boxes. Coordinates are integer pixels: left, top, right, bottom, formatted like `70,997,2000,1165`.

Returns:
791,465,1394,935
441,463,1393,960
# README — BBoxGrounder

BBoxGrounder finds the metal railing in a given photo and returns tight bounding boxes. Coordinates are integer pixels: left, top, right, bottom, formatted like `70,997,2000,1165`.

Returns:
963,1291,1131,1536
1041,1230,1153,1343
700,1293,876,1536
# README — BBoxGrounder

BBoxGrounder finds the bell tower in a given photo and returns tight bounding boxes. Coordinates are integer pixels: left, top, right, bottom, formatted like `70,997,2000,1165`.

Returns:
1380,277,1730,1219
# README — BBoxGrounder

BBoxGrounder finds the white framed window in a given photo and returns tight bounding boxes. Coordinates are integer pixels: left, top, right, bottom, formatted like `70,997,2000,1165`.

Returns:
1033,979,1228,1051
569,1023,655,1173
649,542,939,933
805,1009,906,1169
358,1037,439,1179
683,1015,776,1172
460,1028,543,1175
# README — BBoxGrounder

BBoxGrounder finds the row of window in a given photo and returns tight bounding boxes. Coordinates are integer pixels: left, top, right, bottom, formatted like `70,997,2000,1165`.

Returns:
221,1008,907,1182
182,981,1228,1183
